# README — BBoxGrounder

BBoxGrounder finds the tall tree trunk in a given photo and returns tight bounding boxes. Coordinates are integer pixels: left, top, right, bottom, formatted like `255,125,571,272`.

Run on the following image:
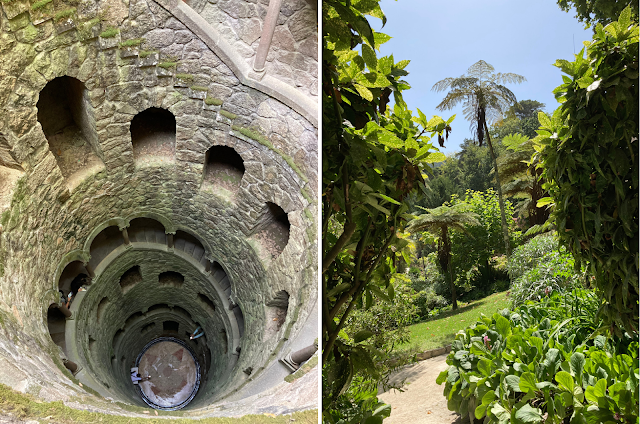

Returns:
440,226,457,310
484,121,512,257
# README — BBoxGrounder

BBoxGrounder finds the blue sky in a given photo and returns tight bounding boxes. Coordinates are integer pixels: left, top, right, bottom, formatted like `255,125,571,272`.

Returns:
369,0,593,155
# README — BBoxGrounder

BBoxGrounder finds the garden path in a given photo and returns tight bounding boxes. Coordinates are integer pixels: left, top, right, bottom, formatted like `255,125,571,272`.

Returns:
378,355,467,424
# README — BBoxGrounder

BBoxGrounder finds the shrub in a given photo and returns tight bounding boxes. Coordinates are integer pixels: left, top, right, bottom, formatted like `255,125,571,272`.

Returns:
437,291,639,424
413,286,448,320
506,233,558,281
534,7,638,334
508,235,586,307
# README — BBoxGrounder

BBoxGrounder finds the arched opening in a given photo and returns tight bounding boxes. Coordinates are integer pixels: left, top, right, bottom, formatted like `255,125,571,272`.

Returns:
88,225,124,271
130,107,176,165
251,202,290,260
36,76,104,187
174,230,206,263
159,271,184,288
47,304,68,354
58,261,90,298
127,218,166,245
202,146,245,196
119,266,142,294
197,293,215,315
162,320,179,334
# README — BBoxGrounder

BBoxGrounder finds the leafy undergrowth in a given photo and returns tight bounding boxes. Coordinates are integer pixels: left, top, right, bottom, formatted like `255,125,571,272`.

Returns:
399,291,510,352
0,383,318,423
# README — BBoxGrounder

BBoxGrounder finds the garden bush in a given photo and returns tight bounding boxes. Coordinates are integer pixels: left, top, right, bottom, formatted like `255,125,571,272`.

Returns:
506,233,558,281
437,291,639,424
507,234,586,307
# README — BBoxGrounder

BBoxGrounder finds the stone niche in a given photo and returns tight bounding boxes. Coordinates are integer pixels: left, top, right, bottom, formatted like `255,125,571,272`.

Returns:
36,76,105,189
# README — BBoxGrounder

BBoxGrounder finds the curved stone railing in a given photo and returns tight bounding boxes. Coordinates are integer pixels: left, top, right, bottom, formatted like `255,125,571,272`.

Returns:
152,0,318,127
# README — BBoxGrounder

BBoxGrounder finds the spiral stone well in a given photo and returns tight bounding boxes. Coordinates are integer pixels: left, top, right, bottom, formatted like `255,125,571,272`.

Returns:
0,0,318,417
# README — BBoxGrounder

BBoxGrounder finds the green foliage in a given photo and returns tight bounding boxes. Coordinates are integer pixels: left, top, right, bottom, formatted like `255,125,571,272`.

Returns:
30,0,53,11
557,0,638,27
99,27,119,38
204,97,223,106
415,139,496,209
437,291,639,424
507,234,586,307
323,0,454,419
54,7,76,22
118,38,144,48
190,85,209,92
450,189,518,288
534,8,638,334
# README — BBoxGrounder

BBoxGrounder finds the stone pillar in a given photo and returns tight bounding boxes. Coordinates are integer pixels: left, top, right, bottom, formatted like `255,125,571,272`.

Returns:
84,264,95,278
121,227,130,245
205,259,211,273
280,343,317,372
167,233,174,249
253,0,283,72
57,303,72,318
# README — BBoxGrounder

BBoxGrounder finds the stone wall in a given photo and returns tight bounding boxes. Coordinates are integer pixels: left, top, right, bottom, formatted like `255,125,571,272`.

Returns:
0,0,317,415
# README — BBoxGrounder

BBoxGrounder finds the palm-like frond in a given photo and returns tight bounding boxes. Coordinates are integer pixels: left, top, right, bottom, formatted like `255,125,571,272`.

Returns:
432,61,526,146
407,204,480,234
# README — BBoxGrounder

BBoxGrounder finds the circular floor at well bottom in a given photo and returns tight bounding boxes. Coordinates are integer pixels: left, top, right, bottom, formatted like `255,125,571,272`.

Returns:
135,338,201,410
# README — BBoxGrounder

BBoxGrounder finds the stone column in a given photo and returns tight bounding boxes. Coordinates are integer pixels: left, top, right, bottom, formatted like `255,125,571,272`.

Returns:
120,227,130,245
253,0,283,72
280,343,317,372
167,233,174,249
205,259,211,273
84,264,95,279
57,303,72,318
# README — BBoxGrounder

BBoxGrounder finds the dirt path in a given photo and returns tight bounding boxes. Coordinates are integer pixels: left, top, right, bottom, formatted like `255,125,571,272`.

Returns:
378,355,467,424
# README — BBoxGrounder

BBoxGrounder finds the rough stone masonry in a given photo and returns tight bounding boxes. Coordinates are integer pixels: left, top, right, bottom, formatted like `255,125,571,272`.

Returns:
0,0,318,417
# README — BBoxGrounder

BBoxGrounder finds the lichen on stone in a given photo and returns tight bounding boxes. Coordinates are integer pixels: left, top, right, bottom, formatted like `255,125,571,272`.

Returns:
175,73,194,82
190,85,208,92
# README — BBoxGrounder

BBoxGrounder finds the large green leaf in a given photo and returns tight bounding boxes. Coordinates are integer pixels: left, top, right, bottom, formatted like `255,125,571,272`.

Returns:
495,315,512,338
514,404,543,423
556,371,575,393
519,372,537,393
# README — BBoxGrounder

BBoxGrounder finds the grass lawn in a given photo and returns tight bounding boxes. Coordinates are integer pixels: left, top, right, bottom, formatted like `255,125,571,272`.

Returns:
398,291,510,353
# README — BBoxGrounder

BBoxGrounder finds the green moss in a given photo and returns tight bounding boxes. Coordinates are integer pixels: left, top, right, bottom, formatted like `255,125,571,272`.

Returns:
0,383,318,423
31,0,53,10
157,61,177,69
0,0,14,4
54,7,76,22
175,73,194,82
220,110,237,120
1,210,9,227
99,27,119,38
138,49,157,58
85,17,100,27
190,85,208,92
284,355,318,383
118,38,144,48
303,208,313,221
301,187,314,204
204,97,223,106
